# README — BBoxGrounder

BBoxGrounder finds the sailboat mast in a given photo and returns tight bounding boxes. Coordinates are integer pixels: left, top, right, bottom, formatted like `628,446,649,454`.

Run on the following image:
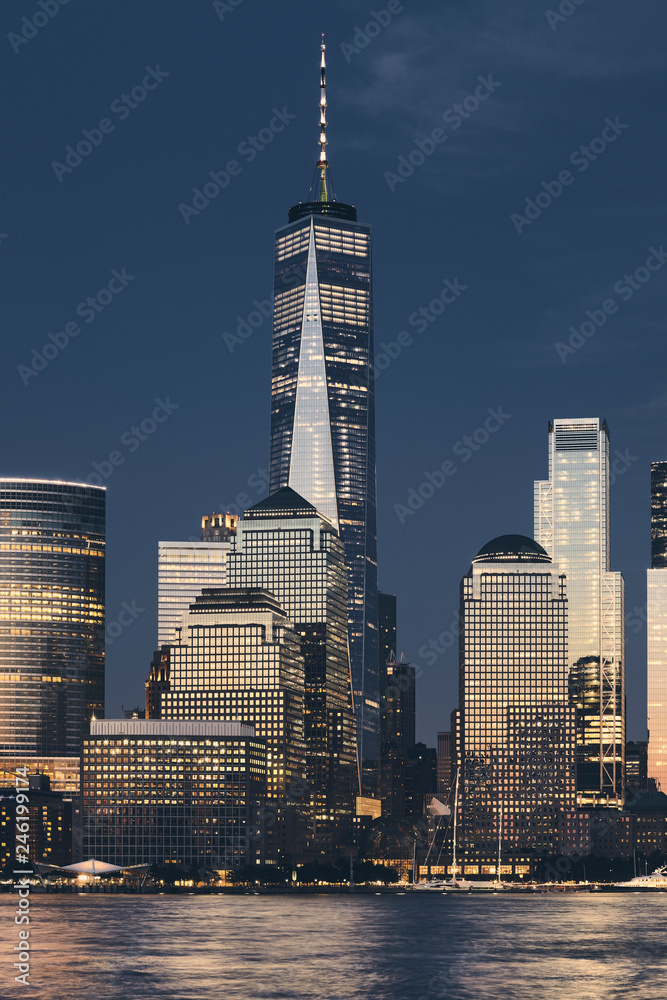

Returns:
497,802,502,881
452,766,460,878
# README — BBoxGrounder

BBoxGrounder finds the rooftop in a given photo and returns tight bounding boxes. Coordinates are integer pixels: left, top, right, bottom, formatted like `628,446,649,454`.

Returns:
474,534,550,563
244,486,321,521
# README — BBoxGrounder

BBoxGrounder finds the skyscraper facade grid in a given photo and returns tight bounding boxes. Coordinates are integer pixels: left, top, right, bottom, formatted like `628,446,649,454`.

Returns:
534,418,625,807
648,461,667,790
149,588,309,861
227,487,357,855
269,41,378,790
157,513,236,647
82,719,266,869
459,535,576,872
0,479,105,759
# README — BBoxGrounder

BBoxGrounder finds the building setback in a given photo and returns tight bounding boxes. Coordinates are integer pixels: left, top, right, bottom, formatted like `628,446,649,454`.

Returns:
82,719,266,870
269,41,378,789
0,479,105,760
227,487,358,855
147,588,308,861
459,535,576,872
535,419,625,807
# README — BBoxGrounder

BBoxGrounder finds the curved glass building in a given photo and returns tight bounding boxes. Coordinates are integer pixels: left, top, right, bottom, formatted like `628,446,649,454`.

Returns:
0,479,105,758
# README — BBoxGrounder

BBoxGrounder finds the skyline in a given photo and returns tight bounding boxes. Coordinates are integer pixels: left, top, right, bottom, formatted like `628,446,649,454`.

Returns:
3,1,667,746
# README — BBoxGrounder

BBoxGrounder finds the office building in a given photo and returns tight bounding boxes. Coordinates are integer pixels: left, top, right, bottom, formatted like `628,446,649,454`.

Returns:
651,460,667,568
0,479,105,759
648,461,667,790
626,740,648,790
437,731,452,800
379,653,417,818
82,719,266,870
268,41,379,787
378,592,397,669
157,513,236,646
459,535,576,871
148,588,308,861
227,487,357,854
535,419,625,807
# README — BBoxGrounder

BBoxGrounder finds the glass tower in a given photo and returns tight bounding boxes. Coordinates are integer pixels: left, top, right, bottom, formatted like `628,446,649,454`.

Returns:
0,479,105,758
269,40,378,788
534,419,625,807
459,535,576,872
648,461,667,790
227,487,358,854
157,514,236,646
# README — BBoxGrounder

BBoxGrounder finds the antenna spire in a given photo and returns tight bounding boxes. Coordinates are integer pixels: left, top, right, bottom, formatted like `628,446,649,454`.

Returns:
309,34,336,203
319,34,328,167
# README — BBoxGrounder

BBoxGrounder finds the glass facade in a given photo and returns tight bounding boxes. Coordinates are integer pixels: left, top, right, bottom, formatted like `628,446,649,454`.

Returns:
227,487,357,854
149,589,308,861
0,757,80,797
534,419,625,807
82,719,266,869
648,462,667,790
0,479,105,758
651,461,667,568
270,205,378,790
157,514,236,646
459,536,576,868
437,731,452,800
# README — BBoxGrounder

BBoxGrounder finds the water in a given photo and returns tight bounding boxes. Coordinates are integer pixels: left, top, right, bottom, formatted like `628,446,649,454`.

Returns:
1,893,666,999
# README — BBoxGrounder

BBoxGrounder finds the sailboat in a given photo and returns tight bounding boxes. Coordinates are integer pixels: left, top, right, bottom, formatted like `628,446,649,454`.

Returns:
443,767,472,892
465,802,506,891
412,797,452,891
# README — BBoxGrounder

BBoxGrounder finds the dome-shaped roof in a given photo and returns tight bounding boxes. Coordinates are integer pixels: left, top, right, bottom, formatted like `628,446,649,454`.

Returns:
474,534,550,563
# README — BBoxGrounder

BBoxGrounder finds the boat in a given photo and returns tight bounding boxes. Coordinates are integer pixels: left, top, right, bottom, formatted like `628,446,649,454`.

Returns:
412,878,447,892
410,789,453,891
614,866,667,890
441,768,472,892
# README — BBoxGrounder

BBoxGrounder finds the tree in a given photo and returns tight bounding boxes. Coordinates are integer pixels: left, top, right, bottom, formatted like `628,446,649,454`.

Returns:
228,864,291,885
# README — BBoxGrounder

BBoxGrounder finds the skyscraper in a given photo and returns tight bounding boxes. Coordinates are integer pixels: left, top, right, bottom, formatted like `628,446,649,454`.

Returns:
459,535,576,873
648,461,667,790
535,419,625,807
269,40,378,787
378,592,397,669
157,513,236,646
651,460,667,569
0,479,105,760
436,731,452,800
148,588,308,861
227,487,357,854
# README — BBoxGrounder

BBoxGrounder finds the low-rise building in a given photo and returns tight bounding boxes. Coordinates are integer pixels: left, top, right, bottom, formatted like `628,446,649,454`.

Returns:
82,719,266,870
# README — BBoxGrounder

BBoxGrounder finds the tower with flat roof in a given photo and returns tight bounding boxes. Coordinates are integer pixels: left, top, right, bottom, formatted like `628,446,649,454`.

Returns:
648,461,667,790
535,419,625,807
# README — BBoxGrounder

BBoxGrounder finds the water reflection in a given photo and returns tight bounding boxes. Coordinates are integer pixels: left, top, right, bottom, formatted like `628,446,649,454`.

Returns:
1,894,666,999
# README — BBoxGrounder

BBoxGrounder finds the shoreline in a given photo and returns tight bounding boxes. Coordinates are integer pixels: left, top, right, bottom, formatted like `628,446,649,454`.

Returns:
3,884,666,896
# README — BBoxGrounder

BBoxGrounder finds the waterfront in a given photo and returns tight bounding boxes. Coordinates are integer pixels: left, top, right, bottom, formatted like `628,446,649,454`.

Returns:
1,894,666,999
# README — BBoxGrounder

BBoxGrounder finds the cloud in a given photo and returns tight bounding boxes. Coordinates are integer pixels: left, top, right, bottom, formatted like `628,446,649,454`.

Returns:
337,0,665,145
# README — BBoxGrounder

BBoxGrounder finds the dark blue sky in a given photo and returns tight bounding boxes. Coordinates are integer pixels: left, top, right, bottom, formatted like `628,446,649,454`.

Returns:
3,0,666,743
